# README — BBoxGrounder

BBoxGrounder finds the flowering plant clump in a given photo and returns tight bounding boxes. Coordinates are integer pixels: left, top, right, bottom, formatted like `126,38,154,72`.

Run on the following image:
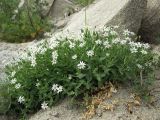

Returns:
5,26,159,117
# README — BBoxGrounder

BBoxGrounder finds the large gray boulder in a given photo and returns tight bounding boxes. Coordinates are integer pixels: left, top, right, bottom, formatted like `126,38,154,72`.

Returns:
106,0,147,34
63,0,147,35
138,0,160,43
41,0,55,16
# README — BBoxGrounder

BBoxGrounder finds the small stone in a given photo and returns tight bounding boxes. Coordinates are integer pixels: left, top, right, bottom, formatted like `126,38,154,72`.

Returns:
96,108,103,117
50,112,60,118
54,113,60,118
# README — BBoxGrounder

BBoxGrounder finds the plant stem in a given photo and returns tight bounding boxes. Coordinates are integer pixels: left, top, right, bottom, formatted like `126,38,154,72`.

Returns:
25,0,36,31
85,7,87,27
140,70,143,86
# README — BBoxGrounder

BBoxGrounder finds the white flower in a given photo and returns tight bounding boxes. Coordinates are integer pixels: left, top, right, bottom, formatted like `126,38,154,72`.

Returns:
57,86,63,93
123,29,135,36
15,83,21,89
120,40,127,45
19,52,28,60
104,27,111,32
41,101,48,110
103,41,111,48
31,57,36,67
130,32,135,35
48,39,59,49
143,43,150,49
11,71,16,77
52,84,58,92
125,37,131,41
145,62,152,67
68,75,72,80
141,50,147,55
137,64,143,69
18,0,25,8
95,39,102,45
130,47,138,53
106,53,110,57
39,47,47,54
87,50,94,57
69,42,75,48
28,45,38,54
113,25,119,29
110,31,117,35
123,29,130,36
44,32,52,37
52,51,58,65
153,55,160,64
14,9,18,14
77,61,86,69
72,55,77,60
76,35,83,41
112,38,121,44
18,96,25,103
11,78,17,84
36,83,40,87
52,84,63,93
79,42,85,47
104,32,109,36
129,41,136,47
135,42,142,48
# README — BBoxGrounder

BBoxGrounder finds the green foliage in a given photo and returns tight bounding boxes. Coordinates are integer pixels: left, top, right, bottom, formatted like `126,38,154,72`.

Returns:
0,0,51,43
0,83,10,114
75,0,95,6
5,26,160,118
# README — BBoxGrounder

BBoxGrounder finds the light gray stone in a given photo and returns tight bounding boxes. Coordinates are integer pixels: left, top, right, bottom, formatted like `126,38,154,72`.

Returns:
63,0,147,35
106,0,147,34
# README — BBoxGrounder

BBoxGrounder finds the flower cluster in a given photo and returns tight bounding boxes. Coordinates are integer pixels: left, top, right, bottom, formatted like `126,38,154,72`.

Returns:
6,26,160,119
123,29,135,36
9,72,22,90
52,84,63,93
52,51,58,65
87,50,94,57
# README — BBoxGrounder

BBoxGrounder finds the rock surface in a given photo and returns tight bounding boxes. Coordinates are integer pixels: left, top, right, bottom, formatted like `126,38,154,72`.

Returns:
29,87,160,120
63,0,147,35
48,0,77,21
106,0,147,34
0,42,32,81
138,0,160,43
42,0,55,15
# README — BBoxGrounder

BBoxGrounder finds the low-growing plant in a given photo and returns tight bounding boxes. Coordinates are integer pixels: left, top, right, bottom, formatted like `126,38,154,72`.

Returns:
75,0,95,6
0,0,51,43
5,26,159,118
0,83,10,114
